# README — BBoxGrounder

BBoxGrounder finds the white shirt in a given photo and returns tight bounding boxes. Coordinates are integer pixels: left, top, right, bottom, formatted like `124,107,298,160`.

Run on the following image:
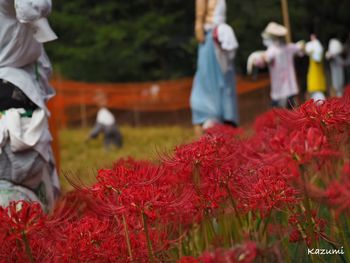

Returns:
306,39,324,62
96,108,115,126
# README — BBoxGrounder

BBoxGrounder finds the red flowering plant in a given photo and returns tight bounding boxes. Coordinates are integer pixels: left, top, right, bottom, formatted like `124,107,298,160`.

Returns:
3,94,350,262
178,241,257,263
0,201,48,262
162,136,231,218
287,209,337,251
51,215,123,262
327,162,350,217
232,166,299,217
161,129,265,253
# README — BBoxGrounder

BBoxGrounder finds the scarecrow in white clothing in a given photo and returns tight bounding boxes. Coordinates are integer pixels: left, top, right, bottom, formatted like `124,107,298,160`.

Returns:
326,39,345,97
86,93,123,150
0,0,60,211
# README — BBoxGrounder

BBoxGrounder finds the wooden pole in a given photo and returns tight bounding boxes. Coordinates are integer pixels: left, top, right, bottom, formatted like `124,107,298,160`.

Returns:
281,0,292,43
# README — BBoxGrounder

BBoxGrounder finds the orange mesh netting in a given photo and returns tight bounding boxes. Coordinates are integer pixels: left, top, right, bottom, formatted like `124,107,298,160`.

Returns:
48,75,269,170
50,75,269,126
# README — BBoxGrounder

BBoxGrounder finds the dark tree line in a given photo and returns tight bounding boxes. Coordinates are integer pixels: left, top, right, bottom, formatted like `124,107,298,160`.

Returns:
45,0,350,82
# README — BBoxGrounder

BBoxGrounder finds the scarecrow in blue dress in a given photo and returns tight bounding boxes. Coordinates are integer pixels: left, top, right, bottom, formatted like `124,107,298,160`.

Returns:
190,0,239,135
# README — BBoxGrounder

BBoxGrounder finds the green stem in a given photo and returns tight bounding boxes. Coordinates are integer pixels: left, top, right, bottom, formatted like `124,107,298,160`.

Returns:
122,214,133,262
261,214,271,246
224,183,243,228
336,219,350,263
178,223,183,259
193,162,201,192
22,231,35,263
202,218,209,250
300,167,317,249
142,211,155,263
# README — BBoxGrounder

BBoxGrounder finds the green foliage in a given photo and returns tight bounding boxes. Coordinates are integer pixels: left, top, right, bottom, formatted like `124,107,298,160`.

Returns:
46,0,350,82
47,1,196,82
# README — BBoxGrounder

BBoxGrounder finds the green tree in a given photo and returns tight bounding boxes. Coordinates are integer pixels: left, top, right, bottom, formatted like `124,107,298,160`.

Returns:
46,0,350,82
47,1,196,82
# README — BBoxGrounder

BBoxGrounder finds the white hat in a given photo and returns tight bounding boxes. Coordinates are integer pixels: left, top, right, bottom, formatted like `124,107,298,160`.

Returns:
327,38,343,58
31,18,58,43
262,22,288,38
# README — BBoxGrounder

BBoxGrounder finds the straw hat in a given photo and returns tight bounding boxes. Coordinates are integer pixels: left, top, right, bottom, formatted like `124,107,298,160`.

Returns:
262,22,288,38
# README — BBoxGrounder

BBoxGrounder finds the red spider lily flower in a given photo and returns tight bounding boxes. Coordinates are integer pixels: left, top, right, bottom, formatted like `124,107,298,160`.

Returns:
0,201,48,261
289,228,302,243
231,167,299,217
276,95,350,133
160,135,237,221
288,210,328,246
0,201,46,241
327,163,350,216
204,124,244,139
3,94,349,262
253,109,283,132
52,215,124,262
178,256,201,263
288,127,340,164
199,241,257,263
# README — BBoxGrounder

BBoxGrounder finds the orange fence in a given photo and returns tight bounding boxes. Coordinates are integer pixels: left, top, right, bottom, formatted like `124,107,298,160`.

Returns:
50,75,270,128
48,75,270,171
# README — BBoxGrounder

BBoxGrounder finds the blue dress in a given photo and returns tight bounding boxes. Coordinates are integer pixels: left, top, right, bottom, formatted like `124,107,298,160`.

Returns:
190,30,239,125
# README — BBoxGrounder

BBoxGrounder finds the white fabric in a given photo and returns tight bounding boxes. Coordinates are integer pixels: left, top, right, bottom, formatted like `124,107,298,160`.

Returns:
0,0,56,113
0,180,43,209
217,23,238,51
326,38,343,59
204,0,226,30
212,0,226,25
247,50,266,74
31,18,57,43
311,92,326,102
0,0,60,210
306,39,324,62
14,0,51,22
202,118,220,130
263,37,274,48
0,109,51,161
96,107,115,126
14,0,56,43
265,43,301,100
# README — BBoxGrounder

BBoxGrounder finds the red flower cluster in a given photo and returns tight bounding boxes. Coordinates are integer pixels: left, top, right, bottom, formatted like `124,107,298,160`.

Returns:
178,241,257,263
327,162,350,216
2,93,350,261
288,210,328,247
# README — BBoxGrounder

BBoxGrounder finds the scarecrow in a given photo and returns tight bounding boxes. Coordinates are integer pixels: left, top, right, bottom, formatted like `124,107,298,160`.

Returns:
190,0,239,136
0,0,60,211
247,22,304,108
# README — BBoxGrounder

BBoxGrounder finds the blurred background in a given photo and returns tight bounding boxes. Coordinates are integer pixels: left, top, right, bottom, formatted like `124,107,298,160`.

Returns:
44,0,350,191
47,0,350,82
